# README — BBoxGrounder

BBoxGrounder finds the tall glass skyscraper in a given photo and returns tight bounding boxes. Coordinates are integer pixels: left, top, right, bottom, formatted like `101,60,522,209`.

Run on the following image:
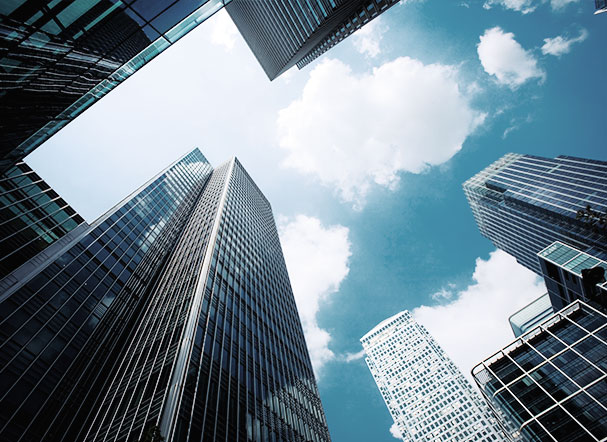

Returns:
0,0,229,172
464,153,607,276
0,149,330,442
0,161,86,281
473,300,607,442
361,310,504,442
226,0,399,80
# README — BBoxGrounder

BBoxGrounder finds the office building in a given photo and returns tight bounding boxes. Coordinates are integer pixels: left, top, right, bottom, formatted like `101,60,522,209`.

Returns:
537,241,607,312
0,149,330,442
509,294,553,338
226,0,399,80
361,310,504,442
472,300,607,442
463,153,607,276
0,161,86,281
0,0,229,172
596,0,607,14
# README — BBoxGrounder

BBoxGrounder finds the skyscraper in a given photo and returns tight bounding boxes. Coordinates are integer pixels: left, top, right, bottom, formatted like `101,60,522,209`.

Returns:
537,241,607,312
361,310,504,442
472,300,607,442
0,0,229,172
226,0,399,80
0,149,330,442
464,153,607,276
509,293,553,338
0,161,86,281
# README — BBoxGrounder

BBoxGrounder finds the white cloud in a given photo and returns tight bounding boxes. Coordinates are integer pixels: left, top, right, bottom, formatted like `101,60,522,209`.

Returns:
502,114,533,139
390,422,404,440
343,349,366,362
210,9,238,51
482,0,580,12
413,250,545,382
277,57,485,208
431,283,456,301
542,29,588,57
278,215,352,375
483,0,537,13
478,27,545,89
550,0,580,10
351,17,388,58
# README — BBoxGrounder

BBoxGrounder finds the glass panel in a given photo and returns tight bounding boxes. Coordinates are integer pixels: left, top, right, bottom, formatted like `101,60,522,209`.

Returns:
552,350,602,387
562,391,607,440
538,406,591,442
529,362,579,402
509,376,555,415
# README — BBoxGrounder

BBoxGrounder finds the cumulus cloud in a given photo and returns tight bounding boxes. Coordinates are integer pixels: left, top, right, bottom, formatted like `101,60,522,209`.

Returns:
351,18,388,58
390,422,404,440
542,29,588,57
277,57,485,208
278,215,351,375
431,283,456,301
478,27,545,89
550,0,580,10
210,9,239,51
483,0,580,12
413,250,546,382
502,114,533,139
483,0,537,13
343,349,366,362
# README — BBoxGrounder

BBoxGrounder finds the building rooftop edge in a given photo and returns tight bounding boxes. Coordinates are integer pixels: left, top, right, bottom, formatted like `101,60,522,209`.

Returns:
360,310,410,342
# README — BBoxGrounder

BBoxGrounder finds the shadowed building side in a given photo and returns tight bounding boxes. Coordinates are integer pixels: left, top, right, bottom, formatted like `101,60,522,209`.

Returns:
226,0,399,80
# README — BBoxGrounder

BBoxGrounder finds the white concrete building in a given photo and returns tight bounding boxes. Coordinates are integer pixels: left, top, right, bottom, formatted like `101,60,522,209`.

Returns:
361,310,505,442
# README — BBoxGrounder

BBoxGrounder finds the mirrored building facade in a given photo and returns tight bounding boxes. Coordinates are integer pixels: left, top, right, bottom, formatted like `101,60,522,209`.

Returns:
226,0,399,80
463,153,607,277
0,0,229,172
0,148,330,442
0,161,86,281
473,301,607,442
361,310,504,442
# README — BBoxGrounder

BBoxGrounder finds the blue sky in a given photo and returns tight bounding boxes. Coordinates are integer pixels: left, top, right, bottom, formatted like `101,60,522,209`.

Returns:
26,1,606,441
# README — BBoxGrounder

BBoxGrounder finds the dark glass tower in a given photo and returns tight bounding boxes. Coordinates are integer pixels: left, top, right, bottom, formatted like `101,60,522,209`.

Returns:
464,153,607,276
538,241,607,312
226,0,399,80
0,149,330,442
472,300,607,442
0,161,86,281
0,0,228,172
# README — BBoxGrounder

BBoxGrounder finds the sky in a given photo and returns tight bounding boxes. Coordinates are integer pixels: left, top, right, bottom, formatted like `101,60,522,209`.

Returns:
26,1,607,441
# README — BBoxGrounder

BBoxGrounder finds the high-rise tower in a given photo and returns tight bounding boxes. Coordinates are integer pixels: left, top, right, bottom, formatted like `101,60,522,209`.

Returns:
226,0,399,80
463,153,607,276
0,0,228,172
473,300,607,442
361,310,504,442
0,161,86,281
0,149,330,442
